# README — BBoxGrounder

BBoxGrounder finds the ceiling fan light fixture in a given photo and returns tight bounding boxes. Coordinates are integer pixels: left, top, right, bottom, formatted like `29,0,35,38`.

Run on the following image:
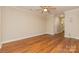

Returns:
44,8,47,12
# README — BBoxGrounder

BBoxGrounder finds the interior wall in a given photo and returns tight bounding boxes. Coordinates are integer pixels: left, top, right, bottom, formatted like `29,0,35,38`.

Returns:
2,7,46,43
64,8,79,39
54,16,63,34
46,14,63,35
0,7,2,47
46,15,55,35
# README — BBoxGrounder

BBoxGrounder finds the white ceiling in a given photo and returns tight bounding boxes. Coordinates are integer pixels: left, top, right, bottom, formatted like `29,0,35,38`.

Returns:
17,6,79,11
14,6,79,15
55,6,79,11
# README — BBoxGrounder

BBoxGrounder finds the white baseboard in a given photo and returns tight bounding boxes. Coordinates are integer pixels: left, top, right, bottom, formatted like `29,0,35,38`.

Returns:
65,35,79,39
46,32,54,35
0,44,2,48
2,33,46,44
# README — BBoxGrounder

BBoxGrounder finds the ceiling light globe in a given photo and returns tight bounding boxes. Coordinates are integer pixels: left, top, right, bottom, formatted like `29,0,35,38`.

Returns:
44,8,47,12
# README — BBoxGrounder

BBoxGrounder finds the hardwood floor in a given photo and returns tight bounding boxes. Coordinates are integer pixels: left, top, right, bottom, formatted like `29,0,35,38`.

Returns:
0,33,79,53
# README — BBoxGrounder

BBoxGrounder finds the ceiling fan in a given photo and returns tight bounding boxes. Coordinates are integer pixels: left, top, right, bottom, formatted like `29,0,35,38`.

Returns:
39,6,56,14
28,6,64,15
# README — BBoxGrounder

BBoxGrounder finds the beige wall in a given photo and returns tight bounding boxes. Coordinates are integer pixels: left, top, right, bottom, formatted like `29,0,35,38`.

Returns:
46,15,55,35
46,14,63,35
2,7,46,43
0,7,1,47
65,8,79,39
54,16,63,34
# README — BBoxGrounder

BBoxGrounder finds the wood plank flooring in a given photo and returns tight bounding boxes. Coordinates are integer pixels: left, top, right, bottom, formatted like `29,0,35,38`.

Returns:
0,33,79,53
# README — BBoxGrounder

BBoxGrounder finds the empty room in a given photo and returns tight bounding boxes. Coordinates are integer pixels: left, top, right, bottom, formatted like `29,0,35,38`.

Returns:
0,6,79,53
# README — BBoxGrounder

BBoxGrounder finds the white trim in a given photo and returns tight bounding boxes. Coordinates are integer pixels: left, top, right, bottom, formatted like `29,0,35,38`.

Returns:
0,43,2,48
2,33,46,44
65,35,79,40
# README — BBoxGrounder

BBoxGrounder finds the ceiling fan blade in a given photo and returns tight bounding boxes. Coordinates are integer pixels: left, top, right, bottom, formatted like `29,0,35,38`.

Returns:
49,8,56,10
40,6,49,9
40,6,44,9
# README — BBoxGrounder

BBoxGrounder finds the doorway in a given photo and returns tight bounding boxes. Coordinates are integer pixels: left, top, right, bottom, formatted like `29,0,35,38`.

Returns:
54,14,65,37
59,14,64,33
